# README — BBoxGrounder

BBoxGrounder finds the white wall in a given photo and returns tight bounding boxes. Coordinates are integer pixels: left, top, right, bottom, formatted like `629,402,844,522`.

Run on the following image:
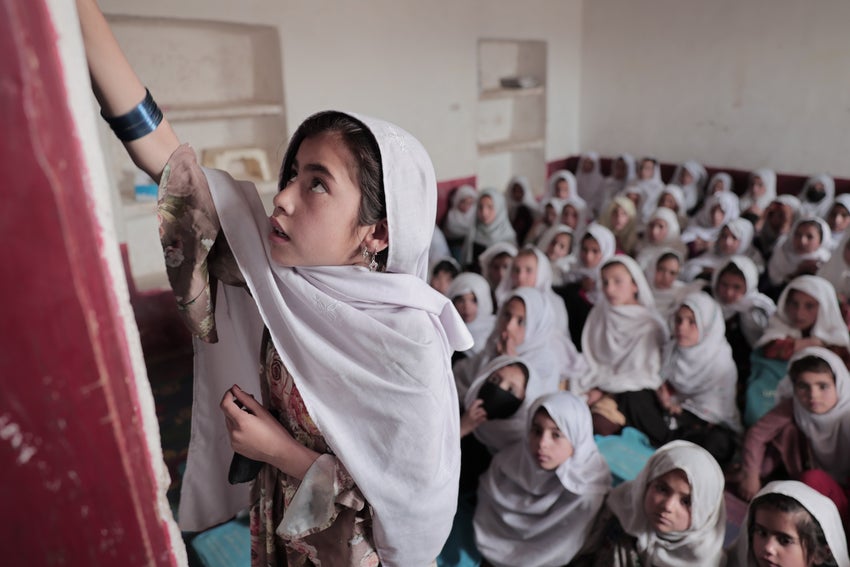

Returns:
580,0,850,177
99,0,583,181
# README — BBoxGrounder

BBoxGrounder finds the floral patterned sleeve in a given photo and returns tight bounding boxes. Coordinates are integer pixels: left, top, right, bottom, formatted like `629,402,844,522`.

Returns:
157,144,246,343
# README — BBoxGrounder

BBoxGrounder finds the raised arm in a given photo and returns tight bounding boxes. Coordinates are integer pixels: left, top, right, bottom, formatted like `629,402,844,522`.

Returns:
76,0,179,181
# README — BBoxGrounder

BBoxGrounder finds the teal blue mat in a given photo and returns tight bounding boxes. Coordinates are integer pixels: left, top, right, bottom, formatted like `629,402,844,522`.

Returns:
190,515,250,567
744,350,788,427
595,427,656,485
438,491,482,567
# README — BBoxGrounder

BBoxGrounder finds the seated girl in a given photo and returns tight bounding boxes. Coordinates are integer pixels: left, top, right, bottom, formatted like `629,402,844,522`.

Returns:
505,175,537,244
705,171,734,198
646,249,700,321
548,169,584,202
449,272,497,360
740,168,778,225
819,232,850,330
712,256,777,407
681,191,741,257
576,153,605,203
746,276,850,425
560,196,590,236
635,207,686,271
461,188,517,269
728,480,850,567
477,241,517,293
599,153,637,217
670,159,708,214
739,348,850,518
600,196,640,255
767,217,832,292
429,256,461,295
570,440,727,567
475,392,611,567
526,197,565,246
754,195,801,262
443,184,479,254
569,256,667,437
634,156,665,211
681,217,760,282
828,194,850,251
799,174,836,219
649,293,742,465
556,224,617,348
537,224,575,286
657,184,688,222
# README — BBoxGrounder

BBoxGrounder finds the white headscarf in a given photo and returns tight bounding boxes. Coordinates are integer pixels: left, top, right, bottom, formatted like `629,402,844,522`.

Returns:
537,223,575,285
662,292,742,432
576,153,606,205
443,184,478,239
547,169,583,204
672,160,707,212
599,153,637,216
477,241,518,288
636,207,686,271
561,195,591,236
635,158,665,208
829,194,850,250
461,188,517,265
740,168,777,212
767,216,832,286
608,441,727,567
711,255,776,347
776,346,850,481
505,175,539,222
572,255,666,394
728,480,850,567
819,229,850,296
645,248,700,321
474,392,611,567
601,195,640,254
680,217,756,282
756,275,850,348
184,112,472,566
706,172,733,196
429,225,451,268
447,272,496,357
682,192,740,244
799,173,836,218
562,223,617,305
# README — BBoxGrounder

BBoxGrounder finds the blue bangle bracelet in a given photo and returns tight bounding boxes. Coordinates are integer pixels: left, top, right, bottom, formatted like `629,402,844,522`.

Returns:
101,88,163,142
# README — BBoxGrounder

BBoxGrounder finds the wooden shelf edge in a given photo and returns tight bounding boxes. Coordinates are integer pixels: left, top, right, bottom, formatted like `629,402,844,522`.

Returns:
479,86,545,100
478,139,545,154
163,102,284,121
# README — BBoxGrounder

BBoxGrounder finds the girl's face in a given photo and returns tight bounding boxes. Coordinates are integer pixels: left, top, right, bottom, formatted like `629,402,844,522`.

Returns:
751,175,766,197
674,306,700,347
614,158,627,180
793,370,838,415
716,272,747,305
580,236,603,268
611,205,631,231
601,263,639,306
710,205,725,227
785,290,820,331
452,292,478,323
711,178,725,194
647,219,669,244
793,223,822,254
430,270,454,295
478,195,497,225
271,132,378,267
543,204,558,225
828,204,850,233
528,409,574,471
625,192,641,208
643,468,692,534
581,158,595,173
561,205,579,229
511,253,538,289
751,508,810,567
640,159,656,180
766,202,793,233
555,180,571,200
680,169,694,186
487,254,513,288
510,183,525,202
486,364,526,400
497,298,527,347
546,233,572,261
457,196,475,214
716,226,741,255
658,193,678,211
654,257,680,290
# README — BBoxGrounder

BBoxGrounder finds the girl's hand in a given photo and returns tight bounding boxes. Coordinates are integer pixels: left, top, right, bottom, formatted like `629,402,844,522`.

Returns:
586,388,604,406
656,383,673,410
496,333,518,356
460,399,488,437
219,385,319,479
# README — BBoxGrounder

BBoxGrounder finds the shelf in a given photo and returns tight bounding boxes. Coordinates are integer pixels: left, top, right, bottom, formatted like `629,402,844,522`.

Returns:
479,86,545,100
162,101,284,122
478,138,545,155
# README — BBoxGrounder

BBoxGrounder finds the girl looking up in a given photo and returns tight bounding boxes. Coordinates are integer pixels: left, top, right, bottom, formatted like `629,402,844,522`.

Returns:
754,195,801,262
505,175,537,244
827,195,850,251
741,168,778,224
576,152,606,209
461,188,517,268
449,272,497,359
599,153,637,216
767,218,832,290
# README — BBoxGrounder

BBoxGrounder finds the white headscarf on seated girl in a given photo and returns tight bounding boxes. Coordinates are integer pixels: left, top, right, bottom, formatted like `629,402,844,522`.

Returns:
672,160,708,212
494,246,570,336
829,194,850,250
601,195,640,254
645,249,701,321
662,292,742,432
194,112,473,565
547,169,585,205
767,216,832,286
461,187,517,265
429,225,451,268
608,440,727,567
428,255,461,289
443,184,478,240
447,272,496,357
572,255,666,395
636,207,686,271
775,346,850,482
599,153,638,216
740,168,778,212
729,480,850,567
455,287,587,401
681,191,740,244
463,356,549,454
706,172,734,196
477,241,518,287
562,195,591,236
474,392,611,567
537,224,576,286
576,152,605,204
680,217,757,282
561,223,617,304
799,173,836,219
711,255,776,347
755,275,850,349
505,175,538,222
819,230,850,297
636,158,665,206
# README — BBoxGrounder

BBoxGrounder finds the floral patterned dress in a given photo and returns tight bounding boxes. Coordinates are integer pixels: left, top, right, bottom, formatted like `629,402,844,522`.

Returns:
158,145,380,566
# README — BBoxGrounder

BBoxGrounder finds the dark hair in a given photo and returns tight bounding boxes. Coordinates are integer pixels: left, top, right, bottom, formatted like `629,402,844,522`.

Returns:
789,355,835,384
432,260,460,279
279,111,388,269
797,220,824,242
748,493,836,566
657,252,680,267
718,261,746,282
506,362,530,387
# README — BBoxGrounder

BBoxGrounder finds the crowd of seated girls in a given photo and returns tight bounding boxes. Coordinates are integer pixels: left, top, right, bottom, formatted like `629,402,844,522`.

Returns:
427,155,850,566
